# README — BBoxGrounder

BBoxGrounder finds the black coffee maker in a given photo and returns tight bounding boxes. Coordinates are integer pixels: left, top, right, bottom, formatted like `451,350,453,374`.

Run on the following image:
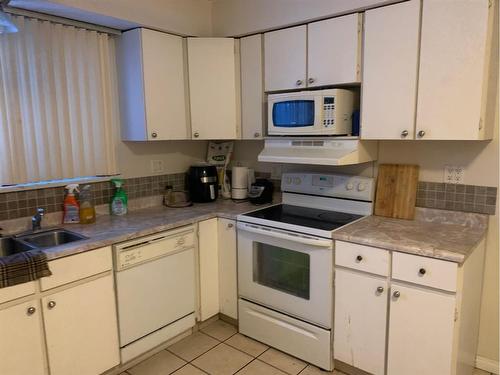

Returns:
187,164,219,203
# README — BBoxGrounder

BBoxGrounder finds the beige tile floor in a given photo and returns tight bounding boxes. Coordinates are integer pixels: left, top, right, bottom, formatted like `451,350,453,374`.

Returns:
122,320,494,375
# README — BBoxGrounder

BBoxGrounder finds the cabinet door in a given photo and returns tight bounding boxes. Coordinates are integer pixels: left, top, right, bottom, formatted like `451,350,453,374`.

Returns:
334,268,387,375
264,25,307,91
218,218,237,319
188,38,241,140
387,283,456,375
240,34,264,140
117,28,189,141
43,275,119,375
416,0,491,140
361,0,420,140
0,300,46,375
198,218,220,320
142,29,189,140
308,14,361,87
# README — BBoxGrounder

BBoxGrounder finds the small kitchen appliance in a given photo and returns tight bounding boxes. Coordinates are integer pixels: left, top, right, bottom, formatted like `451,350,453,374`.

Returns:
187,164,218,203
267,89,355,136
231,166,249,200
248,179,274,205
237,172,375,370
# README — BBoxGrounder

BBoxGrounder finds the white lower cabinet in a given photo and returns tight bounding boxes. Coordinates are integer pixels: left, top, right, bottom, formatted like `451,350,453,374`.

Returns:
334,268,387,375
43,274,120,375
0,300,46,375
387,283,456,375
218,218,238,319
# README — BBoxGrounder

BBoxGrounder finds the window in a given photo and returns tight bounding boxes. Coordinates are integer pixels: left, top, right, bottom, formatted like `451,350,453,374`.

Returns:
0,15,118,186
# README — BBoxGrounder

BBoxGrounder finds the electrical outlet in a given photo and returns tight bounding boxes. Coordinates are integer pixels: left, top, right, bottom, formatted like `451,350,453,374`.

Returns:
444,165,465,184
150,160,164,174
270,164,282,180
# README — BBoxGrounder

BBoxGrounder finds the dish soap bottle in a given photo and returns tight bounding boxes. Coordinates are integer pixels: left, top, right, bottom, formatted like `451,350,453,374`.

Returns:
79,185,96,224
110,178,128,216
62,184,80,224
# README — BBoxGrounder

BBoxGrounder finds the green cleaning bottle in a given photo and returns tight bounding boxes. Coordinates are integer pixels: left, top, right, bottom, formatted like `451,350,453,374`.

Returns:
110,178,128,216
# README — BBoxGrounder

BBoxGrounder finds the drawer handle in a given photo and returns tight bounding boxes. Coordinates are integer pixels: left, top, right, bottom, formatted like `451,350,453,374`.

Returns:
376,286,384,294
356,255,363,262
47,301,56,309
393,291,401,299
27,306,36,316
227,223,234,228
419,268,426,275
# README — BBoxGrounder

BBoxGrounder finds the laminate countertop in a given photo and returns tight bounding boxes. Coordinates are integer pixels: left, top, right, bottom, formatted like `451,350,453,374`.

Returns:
332,208,489,264
42,199,271,260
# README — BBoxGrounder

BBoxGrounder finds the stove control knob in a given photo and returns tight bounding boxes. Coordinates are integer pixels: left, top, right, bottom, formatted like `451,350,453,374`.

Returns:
357,183,366,192
286,177,292,185
346,182,354,190
293,177,301,185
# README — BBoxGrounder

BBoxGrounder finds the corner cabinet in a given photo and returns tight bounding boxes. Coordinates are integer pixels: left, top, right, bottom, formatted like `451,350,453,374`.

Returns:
188,38,241,140
117,28,190,141
361,0,497,140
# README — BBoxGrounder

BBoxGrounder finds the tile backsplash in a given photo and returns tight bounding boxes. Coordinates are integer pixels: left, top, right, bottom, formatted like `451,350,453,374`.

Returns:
0,173,186,221
416,181,497,215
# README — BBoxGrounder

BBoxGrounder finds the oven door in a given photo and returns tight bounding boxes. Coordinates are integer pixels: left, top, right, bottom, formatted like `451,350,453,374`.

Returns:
237,222,333,328
267,94,323,135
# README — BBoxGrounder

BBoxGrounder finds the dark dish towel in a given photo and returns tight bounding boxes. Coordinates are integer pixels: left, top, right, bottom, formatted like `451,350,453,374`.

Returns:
0,250,52,288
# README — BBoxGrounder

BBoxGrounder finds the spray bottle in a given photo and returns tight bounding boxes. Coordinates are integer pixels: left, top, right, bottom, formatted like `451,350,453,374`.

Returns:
110,178,128,216
62,184,80,224
79,185,96,224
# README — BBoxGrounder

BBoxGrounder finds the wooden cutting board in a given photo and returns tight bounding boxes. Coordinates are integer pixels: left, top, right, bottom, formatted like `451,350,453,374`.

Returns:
374,164,420,220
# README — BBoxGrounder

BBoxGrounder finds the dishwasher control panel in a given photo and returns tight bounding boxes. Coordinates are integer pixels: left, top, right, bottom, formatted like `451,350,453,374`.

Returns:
114,224,195,270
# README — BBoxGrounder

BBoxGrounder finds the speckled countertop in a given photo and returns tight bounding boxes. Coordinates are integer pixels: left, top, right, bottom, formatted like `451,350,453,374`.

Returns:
332,208,489,264
41,199,270,260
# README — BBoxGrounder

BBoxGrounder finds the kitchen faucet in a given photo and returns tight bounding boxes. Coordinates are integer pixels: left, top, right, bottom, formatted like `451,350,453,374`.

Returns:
32,208,44,231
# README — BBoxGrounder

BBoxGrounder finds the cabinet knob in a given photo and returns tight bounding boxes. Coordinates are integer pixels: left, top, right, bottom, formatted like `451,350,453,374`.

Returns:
376,286,384,294
393,291,401,299
401,130,409,137
296,79,303,86
356,255,363,262
227,223,234,228
47,301,56,309
193,132,200,138
27,306,36,316
417,130,426,138
308,78,315,84
419,268,426,275
151,132,158,138
254,132,260,138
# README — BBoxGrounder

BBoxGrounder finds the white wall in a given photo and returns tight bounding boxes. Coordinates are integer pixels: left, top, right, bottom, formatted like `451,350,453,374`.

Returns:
211,0,400,36
9,0,213,36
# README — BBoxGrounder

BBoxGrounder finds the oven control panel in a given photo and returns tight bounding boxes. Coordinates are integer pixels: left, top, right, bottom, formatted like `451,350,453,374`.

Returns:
281,173,375,201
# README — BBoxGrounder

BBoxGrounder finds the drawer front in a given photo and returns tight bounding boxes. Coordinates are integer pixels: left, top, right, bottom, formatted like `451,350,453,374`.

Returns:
41,247,112,291
392,252,458,292
335,241,390,276
0,281,36,304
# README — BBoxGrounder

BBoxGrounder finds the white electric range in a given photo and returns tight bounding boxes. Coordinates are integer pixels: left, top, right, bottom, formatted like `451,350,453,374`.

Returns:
236,172,375,371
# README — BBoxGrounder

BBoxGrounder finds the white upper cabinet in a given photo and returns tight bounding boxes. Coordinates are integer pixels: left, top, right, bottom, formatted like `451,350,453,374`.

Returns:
188,38,241,140
117,28,189,141
308,14,362,87
361,0,420,140
416,0,496,140
264,25,307,92
240,34,265,139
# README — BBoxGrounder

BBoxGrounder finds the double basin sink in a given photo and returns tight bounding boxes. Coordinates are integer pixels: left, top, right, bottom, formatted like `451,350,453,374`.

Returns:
0,229,88,257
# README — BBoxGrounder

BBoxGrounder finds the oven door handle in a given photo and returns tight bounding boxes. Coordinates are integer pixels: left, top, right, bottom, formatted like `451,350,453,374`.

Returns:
238,223,332,248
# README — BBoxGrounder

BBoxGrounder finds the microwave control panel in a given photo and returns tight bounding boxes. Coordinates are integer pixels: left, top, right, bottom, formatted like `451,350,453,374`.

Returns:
323,97,335,128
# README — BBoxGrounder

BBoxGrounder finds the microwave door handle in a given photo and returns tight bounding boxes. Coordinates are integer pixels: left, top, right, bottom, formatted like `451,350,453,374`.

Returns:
238,223,332,248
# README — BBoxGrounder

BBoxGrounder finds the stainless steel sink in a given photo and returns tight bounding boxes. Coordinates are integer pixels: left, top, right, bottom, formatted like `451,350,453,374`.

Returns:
0,237,37,257
16,229,88,249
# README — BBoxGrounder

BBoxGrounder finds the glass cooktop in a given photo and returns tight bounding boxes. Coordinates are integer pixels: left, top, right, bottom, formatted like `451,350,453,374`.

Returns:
243,204,363,232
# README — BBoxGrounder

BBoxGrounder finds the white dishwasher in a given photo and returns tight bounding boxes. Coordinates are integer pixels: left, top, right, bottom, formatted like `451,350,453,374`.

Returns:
114,225,197,363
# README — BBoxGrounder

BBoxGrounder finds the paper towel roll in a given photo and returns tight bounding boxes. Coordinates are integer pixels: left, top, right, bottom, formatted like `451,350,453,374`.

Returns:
232,166,249,189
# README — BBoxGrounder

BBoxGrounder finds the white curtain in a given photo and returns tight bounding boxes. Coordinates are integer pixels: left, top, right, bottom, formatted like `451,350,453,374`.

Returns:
0,15,118,185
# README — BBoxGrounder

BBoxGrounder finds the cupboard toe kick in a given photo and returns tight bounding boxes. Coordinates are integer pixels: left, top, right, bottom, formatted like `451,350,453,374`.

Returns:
334,240,486,375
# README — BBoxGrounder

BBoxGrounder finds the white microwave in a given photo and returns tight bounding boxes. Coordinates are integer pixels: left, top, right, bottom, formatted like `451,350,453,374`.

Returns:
267,89,354,136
